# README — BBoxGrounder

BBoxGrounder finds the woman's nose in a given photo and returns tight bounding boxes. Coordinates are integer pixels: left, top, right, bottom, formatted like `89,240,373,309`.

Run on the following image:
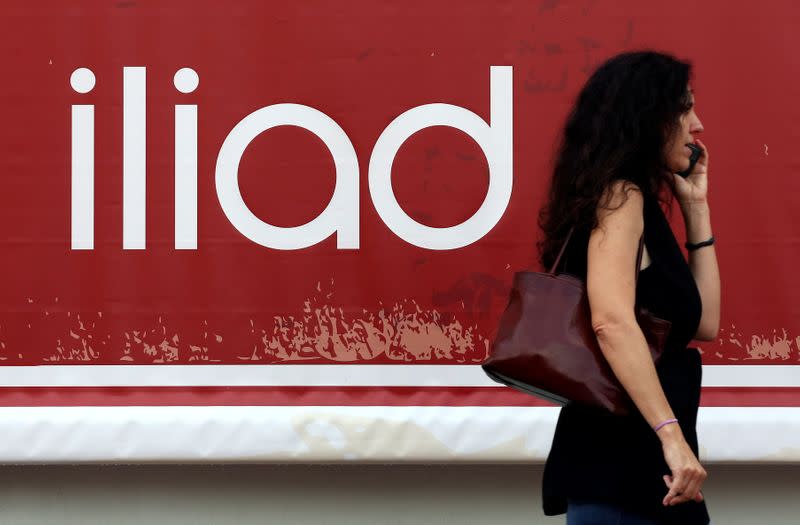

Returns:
691,113,704,134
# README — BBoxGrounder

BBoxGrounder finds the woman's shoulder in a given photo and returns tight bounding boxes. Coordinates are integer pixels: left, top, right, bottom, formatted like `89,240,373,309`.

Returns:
602,179,646,207
594,180,645,237
605,178,644,195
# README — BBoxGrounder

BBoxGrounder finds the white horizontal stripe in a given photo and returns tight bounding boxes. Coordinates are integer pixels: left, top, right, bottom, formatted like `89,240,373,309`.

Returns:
701,365,800,387
0,365,490,387
0,364,798,387
0,406,797,463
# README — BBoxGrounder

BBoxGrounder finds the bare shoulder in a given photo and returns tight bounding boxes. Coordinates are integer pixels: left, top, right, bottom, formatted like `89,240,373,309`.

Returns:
598,180,644,220
597,180,644,234
588,181,644,272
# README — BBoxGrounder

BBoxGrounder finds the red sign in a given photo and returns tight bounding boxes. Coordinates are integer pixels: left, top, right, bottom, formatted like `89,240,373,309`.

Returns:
0,0,798,414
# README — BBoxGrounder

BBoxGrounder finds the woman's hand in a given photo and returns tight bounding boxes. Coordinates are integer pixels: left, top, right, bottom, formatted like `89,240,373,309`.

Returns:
672,138,709,208
659,425,707,506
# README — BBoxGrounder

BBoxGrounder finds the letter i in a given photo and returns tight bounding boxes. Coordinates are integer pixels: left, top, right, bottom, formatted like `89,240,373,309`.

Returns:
174,68,199,249
71,68,96,250
123,67,146,249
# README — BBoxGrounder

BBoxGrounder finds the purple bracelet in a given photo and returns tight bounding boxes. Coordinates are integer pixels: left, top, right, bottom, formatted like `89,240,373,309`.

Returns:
653,418,678,432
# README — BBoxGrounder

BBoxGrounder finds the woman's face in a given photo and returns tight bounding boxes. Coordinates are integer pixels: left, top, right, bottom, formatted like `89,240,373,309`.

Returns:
664,87,704,173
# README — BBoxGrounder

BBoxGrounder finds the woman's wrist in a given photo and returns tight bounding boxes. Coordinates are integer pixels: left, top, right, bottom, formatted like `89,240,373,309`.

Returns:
655,421,684,444
680,199,710,217
681,200,713,244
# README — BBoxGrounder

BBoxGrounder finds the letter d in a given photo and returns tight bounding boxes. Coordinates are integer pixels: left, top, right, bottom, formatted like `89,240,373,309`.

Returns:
368,66,512,250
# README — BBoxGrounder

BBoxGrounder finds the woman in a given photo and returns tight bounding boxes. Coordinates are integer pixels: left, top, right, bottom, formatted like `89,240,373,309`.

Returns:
538,51,720,524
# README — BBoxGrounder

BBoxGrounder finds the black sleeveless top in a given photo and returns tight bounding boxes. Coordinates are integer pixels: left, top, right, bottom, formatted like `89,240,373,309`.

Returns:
542,191,710,525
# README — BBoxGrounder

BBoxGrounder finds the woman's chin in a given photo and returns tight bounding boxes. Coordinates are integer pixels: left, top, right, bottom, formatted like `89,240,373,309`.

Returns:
670,158,691,174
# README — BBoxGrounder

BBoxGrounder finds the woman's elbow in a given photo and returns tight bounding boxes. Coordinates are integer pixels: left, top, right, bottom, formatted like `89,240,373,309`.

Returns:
591,314,638,346
694,321,720,341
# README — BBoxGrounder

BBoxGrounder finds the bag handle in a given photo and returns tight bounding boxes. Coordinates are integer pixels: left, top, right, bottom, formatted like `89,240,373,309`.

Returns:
548,226,646,287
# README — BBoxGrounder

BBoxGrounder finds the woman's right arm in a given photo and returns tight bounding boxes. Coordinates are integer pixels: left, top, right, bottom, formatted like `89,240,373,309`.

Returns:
585,181,707,507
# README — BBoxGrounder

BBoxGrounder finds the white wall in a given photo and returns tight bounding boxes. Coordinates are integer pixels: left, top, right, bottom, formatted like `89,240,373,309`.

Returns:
0,464,797,524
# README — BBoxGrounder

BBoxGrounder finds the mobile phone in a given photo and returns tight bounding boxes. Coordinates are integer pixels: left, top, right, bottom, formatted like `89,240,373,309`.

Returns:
677,143,702,178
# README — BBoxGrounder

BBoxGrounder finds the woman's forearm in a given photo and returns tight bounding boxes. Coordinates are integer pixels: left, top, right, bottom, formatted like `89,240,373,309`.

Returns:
682,201,721,340
594,319,681,440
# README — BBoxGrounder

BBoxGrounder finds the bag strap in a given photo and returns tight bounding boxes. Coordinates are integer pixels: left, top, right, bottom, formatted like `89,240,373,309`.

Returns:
548,226,646,287
547,227,576,275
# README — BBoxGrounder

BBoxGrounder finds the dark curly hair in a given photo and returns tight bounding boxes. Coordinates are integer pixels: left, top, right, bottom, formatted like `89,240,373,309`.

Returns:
537,51,693,270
